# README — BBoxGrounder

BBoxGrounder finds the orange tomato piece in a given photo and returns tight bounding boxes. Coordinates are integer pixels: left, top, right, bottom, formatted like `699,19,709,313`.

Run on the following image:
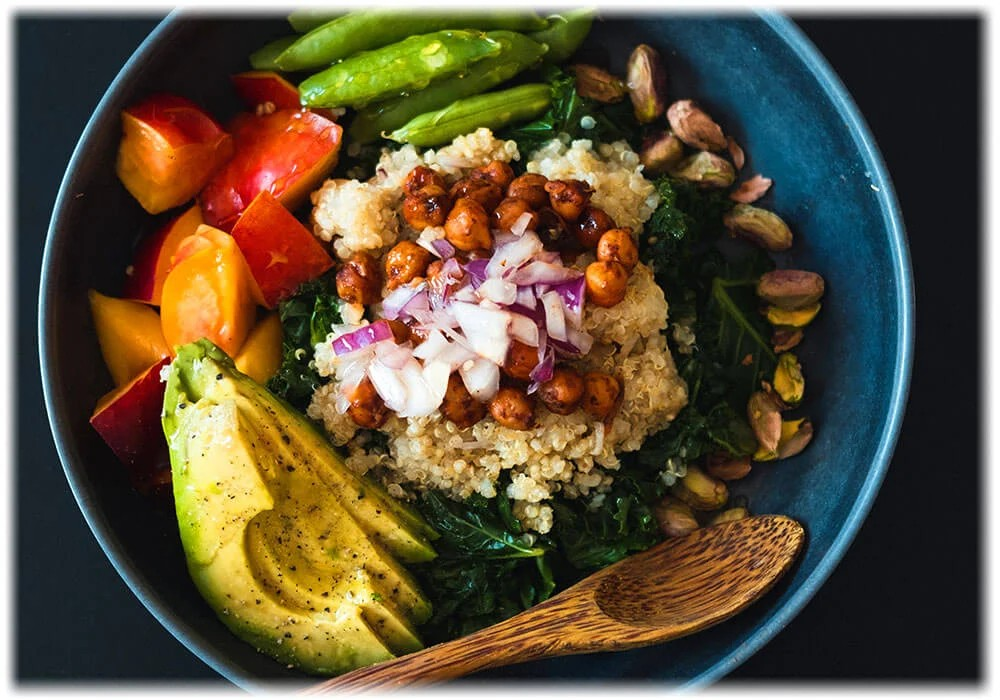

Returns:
159,225,258,358
122,204,204,306
89,289,172,387
234,311,284,384
116,94,234,215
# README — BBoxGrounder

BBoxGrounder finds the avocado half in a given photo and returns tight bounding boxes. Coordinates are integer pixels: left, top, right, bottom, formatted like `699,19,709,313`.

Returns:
162,339,438,676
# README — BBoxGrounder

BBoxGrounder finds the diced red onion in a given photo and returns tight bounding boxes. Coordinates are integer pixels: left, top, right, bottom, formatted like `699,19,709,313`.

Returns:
374,338,413,370
509,313,540,347
509,211,534,237
460,357,500,401
515,285,537,310
478,277,518,306
431,238,456,259
437,339,479,371
540,290,567,342
450,301,511,366
381,282,427,321
551,276,586,329
332,320,394,356
366,359,409,412
412,329,450,363
487,231,544,279
507,260,582,286
463,258,489,286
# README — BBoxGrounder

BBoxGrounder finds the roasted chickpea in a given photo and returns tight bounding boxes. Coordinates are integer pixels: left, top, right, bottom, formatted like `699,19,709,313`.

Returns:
576,205,616,248
403,165,447,196
544,179,593,222
506,172,549,209
384,240,433,290
535,206,571,249
596,227,639,270
444,197,493,252
470,159,515,190
585,260,629,307
440,373,487,429
449,177,503,211
492,197,539,233
335,251,382,305
488,386,536,430
582,372,621,421
401,185,452,230
537,366,585,415
502,339,540,382
346,377,389,429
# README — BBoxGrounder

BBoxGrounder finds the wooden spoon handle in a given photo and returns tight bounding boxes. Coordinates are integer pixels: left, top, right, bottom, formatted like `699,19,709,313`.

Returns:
304,584,604,693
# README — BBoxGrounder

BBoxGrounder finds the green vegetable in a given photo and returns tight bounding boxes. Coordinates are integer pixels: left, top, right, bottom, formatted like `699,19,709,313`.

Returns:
286,8,344,33
498,65,638,155
266,273,341,413
528,8,595,64
412,488,555,644
248,35,298,71
298,30,504,109
386,82,552,147
277,9,548,72
348,31,549,144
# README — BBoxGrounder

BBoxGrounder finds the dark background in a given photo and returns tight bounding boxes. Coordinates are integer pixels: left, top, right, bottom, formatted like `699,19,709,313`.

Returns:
15,12,982,687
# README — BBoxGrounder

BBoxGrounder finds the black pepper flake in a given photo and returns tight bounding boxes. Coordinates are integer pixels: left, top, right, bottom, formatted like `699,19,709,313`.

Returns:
255,599,262,605
286,466,296,472
284,632,292,638
178,403,187,409
281,434,291,444
216,373,223,381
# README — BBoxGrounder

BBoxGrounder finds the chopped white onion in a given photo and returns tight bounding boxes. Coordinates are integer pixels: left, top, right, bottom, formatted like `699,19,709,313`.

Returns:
509,211,534,237
450,301,511,366
541,290,567,342
486,231,544,279
509,313,540,347
478,277,518,306
460,357,500,401
366,359,409,412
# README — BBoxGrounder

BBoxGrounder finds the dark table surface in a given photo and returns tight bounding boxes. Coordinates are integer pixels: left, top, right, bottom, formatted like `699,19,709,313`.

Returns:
15,10,982,689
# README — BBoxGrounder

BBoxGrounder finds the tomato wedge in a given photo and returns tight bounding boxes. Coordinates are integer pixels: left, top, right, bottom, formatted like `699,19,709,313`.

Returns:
115,94,233,215
199,109,343,230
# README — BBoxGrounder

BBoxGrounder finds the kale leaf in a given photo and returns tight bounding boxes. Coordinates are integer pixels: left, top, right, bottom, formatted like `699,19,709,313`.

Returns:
498,65,641,158
411,483,555,644
266,272,341,412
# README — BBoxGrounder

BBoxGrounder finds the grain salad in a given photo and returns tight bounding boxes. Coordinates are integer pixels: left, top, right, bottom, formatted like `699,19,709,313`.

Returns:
306,129,688,533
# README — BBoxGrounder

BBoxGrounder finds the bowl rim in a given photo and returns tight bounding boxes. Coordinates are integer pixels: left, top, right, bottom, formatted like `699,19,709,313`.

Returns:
38,9,914,690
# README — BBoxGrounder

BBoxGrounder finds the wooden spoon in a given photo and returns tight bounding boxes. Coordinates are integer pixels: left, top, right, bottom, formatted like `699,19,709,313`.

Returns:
304,514,804,693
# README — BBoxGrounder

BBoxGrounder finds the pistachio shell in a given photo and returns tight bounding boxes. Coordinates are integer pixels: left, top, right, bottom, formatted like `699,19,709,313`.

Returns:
670,465,729,511
723,203,793,251
570,63,628,103
729,174,773,204
773,352,805,406
654,496,700,537
766,303,822,328
669,151,736,188
626,44,668,123
709,507,750,526
666,99,728,152
748,390,783,458
704,452,752,481
757,269,826,310
639,131,685,175
772,326,804,352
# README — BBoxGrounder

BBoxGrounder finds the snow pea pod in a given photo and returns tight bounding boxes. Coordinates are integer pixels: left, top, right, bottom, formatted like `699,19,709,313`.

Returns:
529,8,595,64
348,31,548,144
386,83,552,148
298,30,504,109
286,9,344,33
276,9,549,72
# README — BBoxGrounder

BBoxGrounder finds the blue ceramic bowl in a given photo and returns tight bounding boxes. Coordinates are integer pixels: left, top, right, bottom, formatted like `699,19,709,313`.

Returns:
39,9,913,691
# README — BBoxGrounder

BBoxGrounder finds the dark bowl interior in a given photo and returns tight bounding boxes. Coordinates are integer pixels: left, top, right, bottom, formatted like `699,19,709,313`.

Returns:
39,9,913,692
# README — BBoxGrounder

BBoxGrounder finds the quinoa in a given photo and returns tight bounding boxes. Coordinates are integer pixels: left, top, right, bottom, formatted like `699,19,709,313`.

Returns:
306,129,687,534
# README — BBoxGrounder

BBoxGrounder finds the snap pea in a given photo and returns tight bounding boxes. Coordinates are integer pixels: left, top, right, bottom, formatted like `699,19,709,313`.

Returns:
529,8,595,64
386,83,552,148
248,35,298,71
286,9,343,33
276,9,549,72
348,31,548,144
298,30,504,109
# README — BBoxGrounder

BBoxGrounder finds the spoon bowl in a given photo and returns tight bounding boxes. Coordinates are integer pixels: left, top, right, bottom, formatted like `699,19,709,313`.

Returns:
306,515,805,692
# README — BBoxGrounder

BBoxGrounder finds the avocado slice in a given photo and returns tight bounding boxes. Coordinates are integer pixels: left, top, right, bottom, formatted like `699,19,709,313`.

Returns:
163,339,438,675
